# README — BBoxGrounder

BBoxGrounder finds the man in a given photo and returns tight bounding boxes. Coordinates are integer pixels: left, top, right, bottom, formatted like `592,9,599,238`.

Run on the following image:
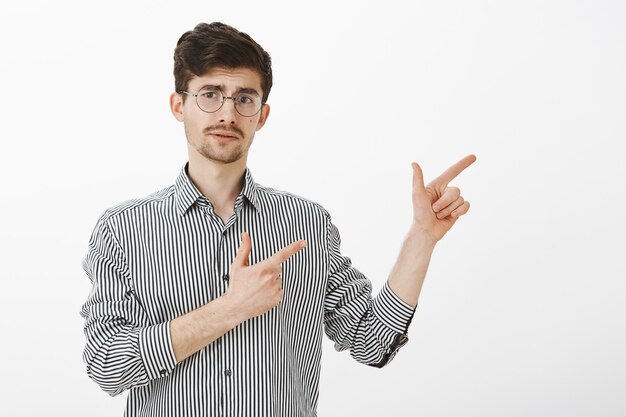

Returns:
81,22,476,416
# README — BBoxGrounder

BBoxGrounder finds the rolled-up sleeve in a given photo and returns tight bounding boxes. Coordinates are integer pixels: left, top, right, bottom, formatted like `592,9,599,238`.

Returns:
80,216,177,396
323,215,415,367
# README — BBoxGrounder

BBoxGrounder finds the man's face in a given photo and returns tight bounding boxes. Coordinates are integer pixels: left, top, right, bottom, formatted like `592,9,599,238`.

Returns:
170,67,270,165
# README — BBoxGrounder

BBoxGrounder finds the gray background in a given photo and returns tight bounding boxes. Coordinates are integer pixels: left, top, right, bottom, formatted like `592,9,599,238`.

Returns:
1,0,624,416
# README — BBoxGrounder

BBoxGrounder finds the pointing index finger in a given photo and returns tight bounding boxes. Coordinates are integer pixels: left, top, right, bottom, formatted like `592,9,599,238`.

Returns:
273,239,307,264
432,154,477,187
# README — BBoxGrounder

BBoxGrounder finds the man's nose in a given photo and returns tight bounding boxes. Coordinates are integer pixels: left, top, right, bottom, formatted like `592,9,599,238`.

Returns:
217,97,238,123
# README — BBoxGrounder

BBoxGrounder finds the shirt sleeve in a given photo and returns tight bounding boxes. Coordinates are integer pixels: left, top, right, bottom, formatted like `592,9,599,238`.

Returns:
323,215,416,368
80,215,177,396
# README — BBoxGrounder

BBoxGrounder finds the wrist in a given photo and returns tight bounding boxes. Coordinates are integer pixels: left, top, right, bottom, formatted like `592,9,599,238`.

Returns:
407,224,438,250
216,292,247,329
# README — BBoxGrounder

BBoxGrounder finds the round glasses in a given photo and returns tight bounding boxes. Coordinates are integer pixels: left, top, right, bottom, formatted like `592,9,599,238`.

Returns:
179,87,263,117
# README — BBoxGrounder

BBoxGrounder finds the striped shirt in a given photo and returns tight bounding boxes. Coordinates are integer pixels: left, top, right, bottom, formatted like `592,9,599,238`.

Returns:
80,163,415,417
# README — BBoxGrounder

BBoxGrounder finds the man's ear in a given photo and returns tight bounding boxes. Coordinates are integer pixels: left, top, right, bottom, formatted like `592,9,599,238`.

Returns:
170,92,185,122
255,103,271,131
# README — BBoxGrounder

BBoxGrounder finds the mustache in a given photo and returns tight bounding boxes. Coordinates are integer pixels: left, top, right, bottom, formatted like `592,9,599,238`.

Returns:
203,125,244,137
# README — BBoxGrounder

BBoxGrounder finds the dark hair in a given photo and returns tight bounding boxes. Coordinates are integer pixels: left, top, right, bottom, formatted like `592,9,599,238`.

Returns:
173,22,273,103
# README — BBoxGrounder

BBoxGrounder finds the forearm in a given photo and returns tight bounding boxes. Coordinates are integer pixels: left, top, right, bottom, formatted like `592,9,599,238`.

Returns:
387,224,437,308
324,216,417,367
82,320,175,396
170,294,244,363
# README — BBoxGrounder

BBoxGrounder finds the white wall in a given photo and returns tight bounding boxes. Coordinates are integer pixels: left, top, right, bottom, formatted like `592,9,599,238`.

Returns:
1,1,624,416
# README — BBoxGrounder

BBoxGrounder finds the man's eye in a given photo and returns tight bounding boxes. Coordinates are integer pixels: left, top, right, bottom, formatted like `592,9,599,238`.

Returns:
201,92,218,99
237,95,254,104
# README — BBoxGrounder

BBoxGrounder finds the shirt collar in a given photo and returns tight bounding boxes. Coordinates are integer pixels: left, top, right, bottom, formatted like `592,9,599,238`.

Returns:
174,163,261,216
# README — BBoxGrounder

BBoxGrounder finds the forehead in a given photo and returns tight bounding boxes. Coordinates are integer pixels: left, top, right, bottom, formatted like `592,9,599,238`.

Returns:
188,67,263,93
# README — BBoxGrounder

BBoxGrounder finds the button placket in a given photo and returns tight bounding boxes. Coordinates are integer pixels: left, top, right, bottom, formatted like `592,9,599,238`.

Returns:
219,212,240,293
197,203,225,302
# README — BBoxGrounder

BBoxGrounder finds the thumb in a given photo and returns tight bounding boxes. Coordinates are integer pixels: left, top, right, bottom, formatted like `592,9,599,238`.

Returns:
234,232,252,267
411,162,426,193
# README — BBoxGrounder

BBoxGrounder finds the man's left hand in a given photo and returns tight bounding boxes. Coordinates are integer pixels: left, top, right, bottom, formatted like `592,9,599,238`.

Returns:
411,154,477,244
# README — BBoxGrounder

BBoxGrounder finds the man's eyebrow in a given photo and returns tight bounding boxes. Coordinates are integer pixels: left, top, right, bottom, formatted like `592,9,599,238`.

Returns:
199,84,221,90
199,84,260,96
237,88,260,96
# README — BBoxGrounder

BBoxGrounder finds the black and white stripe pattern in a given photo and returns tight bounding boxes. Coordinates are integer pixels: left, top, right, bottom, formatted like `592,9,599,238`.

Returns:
81,163,415,417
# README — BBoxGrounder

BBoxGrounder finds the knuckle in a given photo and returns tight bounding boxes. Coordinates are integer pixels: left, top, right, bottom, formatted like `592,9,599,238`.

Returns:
259,262,273,274
265,265,279,277
253,269,266,281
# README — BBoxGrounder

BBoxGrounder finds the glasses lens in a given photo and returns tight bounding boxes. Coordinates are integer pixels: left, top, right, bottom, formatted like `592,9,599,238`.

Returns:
234,93,262,117
196,88,223,113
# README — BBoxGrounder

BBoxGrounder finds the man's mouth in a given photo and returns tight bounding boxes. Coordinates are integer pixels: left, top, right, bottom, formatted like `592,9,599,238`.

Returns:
205,127,242,140
208,130,240,142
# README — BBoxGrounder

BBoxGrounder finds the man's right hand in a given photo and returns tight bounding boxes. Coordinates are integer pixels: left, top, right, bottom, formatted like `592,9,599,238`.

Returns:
225,232,307,323
170,232,306,363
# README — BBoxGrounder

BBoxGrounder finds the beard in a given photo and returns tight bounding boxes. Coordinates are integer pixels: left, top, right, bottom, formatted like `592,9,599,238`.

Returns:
185,123,251,164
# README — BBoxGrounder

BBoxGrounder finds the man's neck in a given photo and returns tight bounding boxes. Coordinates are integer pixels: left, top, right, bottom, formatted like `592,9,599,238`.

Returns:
187,154,247,215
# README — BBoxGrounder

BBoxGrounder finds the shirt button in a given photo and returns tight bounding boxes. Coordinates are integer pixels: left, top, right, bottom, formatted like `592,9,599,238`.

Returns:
224,369,232,377
159,370,167,376
222,274,229,283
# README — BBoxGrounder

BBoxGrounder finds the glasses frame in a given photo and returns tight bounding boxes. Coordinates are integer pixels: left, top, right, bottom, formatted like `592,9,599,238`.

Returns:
178,88,264,117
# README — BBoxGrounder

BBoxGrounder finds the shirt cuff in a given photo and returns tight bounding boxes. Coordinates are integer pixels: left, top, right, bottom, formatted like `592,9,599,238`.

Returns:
138,321,177,380
373,282,416,335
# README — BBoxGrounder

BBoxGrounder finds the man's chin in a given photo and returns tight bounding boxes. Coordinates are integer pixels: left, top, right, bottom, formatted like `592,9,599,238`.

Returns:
200,151,243,165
